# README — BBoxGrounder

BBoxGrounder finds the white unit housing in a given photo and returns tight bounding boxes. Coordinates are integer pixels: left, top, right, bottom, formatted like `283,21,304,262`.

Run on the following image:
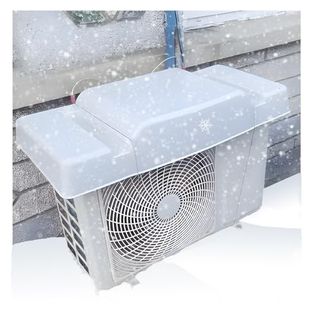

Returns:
16,65,289,289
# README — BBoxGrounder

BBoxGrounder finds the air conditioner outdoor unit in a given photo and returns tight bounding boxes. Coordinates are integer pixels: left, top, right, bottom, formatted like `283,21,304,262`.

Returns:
16,65,289,289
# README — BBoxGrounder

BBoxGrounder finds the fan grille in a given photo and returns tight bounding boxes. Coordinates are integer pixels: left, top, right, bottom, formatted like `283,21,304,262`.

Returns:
101,149,215,281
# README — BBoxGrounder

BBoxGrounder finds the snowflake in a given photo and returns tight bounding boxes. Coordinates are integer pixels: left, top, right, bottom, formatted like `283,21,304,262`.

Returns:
198,119,212,134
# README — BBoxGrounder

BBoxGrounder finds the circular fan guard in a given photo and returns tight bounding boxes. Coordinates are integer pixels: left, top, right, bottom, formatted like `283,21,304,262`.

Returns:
101,149,215,280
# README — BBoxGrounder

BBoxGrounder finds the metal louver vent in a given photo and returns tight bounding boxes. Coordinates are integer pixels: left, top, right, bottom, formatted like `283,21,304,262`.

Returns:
55,192,89,274
101,148,216,281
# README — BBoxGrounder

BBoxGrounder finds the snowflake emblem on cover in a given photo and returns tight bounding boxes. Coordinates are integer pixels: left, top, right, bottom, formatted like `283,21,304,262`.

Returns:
199,119,212,134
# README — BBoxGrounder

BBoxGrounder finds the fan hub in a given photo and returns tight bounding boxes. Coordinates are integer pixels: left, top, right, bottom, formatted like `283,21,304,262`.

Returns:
156,194,181,220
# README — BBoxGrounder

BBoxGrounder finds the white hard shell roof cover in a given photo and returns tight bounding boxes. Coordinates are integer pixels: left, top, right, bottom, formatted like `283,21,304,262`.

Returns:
16,66,289,198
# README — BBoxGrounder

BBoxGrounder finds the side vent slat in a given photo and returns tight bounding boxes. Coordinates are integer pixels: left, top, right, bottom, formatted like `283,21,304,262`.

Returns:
61,215,71,233
67,203,78,221
55,192,90,274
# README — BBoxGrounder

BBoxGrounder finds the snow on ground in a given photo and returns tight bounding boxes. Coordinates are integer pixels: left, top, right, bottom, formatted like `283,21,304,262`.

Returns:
12,174,301,318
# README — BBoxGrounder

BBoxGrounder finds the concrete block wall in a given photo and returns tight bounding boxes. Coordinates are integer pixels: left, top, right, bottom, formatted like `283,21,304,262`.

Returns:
13,41,300,243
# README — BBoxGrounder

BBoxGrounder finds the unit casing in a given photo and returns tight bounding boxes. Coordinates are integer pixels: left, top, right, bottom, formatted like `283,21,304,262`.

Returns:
16,65,289,289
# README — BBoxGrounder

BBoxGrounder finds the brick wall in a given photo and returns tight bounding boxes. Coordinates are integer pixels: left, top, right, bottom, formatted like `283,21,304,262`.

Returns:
13,40,300,243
